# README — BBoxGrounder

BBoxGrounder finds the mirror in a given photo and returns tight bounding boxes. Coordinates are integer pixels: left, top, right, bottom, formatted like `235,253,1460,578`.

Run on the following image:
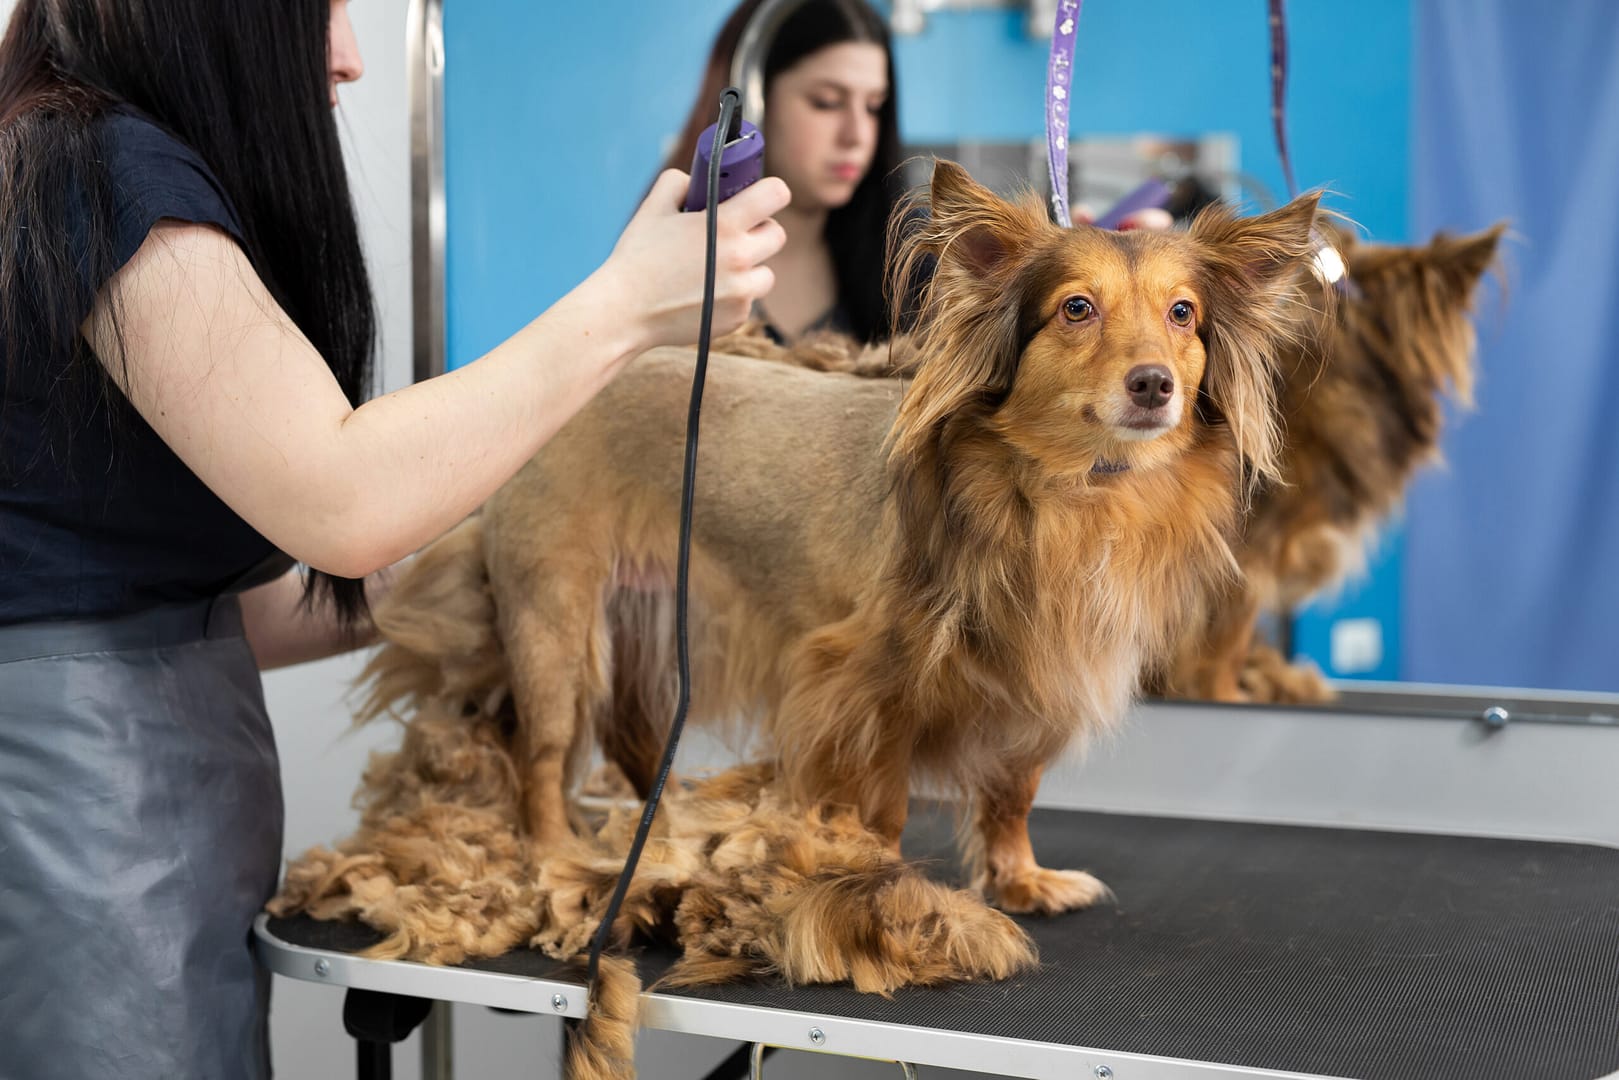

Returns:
881,2,1619,714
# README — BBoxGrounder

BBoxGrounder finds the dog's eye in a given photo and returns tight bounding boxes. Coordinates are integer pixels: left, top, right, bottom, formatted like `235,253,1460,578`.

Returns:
1168,300,1195,327
1062,296,1094,323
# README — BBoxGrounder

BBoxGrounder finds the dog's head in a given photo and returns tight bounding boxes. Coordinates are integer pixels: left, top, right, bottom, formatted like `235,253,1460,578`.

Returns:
1327,221,1505,408
888,161,1323,485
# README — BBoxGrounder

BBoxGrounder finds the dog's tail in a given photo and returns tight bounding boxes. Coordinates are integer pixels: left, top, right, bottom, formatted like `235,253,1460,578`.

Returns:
356,514,508,724
565,955,642,1080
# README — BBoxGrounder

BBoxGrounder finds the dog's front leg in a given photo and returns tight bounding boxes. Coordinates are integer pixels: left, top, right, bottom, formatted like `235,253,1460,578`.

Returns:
860,755,914,854
800,739,913,853
975,764,1110,915
1201,586,1260,703
778,627,915,851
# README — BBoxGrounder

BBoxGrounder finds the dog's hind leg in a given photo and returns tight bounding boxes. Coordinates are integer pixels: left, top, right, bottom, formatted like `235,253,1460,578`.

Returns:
974,764,1110,915
493,550,617,852
1160,581,1259,704
595,588,680,800
601,654,664,800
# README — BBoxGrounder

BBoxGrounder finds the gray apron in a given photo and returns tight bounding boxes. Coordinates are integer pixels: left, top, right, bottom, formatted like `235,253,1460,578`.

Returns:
0,590,284,1080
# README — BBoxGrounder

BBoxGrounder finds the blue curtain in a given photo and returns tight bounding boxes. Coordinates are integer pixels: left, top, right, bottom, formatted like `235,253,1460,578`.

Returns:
1405,0,1619,691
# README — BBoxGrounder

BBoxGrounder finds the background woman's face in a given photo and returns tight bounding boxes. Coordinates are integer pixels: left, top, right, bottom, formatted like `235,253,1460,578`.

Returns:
764,41,888,213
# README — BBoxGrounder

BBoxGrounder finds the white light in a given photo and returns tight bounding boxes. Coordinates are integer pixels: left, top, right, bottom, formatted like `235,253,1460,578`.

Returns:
1311,243,1347,285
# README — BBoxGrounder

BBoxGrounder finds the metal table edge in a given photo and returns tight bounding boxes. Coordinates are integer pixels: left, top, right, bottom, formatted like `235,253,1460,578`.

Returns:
254,914,1359,1079
637,991,1360,1080
252,913,589,1019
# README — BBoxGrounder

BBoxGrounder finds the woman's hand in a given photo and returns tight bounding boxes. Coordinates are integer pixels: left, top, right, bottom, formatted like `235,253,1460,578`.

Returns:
1074,203,1175,232
590,170,790,352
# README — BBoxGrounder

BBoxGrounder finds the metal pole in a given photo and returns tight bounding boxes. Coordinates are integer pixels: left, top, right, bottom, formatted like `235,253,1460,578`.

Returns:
418,1000,453,1080
406,0,447,383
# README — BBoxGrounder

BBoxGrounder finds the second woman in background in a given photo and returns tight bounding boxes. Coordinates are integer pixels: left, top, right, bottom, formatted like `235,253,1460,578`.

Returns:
666,0,901,344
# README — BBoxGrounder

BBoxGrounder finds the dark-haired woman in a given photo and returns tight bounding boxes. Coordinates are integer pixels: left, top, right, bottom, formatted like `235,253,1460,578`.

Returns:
0,1,787,1076
665,0,1173,346
665,0,901,344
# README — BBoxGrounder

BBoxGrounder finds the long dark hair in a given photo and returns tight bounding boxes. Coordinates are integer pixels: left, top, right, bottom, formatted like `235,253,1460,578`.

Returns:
0,0,376,624
664,0,903,343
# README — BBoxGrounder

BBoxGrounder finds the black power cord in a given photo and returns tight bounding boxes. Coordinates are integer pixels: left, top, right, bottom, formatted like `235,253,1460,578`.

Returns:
584,87,741,993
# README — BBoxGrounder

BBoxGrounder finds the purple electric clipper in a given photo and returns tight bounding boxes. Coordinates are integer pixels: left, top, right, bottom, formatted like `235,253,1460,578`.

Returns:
683,109,765,212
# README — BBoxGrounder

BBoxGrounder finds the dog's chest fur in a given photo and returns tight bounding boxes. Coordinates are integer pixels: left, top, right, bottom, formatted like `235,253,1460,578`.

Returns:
891,437,1240,752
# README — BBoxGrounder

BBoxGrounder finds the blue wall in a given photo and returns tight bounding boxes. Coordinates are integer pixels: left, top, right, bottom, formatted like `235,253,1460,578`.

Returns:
442,3,736,367
892,0,1411,246
442,0,1414,681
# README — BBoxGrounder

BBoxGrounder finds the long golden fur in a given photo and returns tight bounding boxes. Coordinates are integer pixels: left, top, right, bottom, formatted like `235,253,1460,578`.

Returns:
480,160,1324,911
1158,220,1505,702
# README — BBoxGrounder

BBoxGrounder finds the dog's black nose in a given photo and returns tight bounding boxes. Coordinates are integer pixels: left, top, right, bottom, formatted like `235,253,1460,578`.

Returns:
1126,365,1175,409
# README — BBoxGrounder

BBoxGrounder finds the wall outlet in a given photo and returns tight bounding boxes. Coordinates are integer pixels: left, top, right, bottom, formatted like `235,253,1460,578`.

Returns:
1330,618,1385,676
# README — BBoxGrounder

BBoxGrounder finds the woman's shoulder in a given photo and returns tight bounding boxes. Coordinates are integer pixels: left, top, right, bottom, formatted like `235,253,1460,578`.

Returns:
97,107,211,169
93,106,244,246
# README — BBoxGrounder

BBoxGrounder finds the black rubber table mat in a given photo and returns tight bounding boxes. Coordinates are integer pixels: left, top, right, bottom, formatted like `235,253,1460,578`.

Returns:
268,809,1619,1079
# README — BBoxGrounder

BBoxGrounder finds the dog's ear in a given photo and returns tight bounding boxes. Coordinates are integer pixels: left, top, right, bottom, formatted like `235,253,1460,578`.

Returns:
1189,192,1322,297
928,159,986,215
888,160,1053,464
886,159,1035,327
926,161,1024,278
1368,221,1507,409
1187,192,1325,485
1426,222,1506,297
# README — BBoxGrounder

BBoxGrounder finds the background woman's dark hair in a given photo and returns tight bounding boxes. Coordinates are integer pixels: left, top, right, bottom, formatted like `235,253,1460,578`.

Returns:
0,0,376,625
663,0,903,343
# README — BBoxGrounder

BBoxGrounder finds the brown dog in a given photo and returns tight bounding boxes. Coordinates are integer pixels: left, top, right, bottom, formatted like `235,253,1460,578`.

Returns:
480,161,1323,913
1159,220,1505,703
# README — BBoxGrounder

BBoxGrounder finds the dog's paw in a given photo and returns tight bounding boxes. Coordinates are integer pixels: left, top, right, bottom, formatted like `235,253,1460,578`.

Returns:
1240,644,1336,704
984,867,1112,915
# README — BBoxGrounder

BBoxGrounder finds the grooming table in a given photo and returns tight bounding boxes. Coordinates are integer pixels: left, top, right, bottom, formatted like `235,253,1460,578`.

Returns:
256,778,1619,1080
